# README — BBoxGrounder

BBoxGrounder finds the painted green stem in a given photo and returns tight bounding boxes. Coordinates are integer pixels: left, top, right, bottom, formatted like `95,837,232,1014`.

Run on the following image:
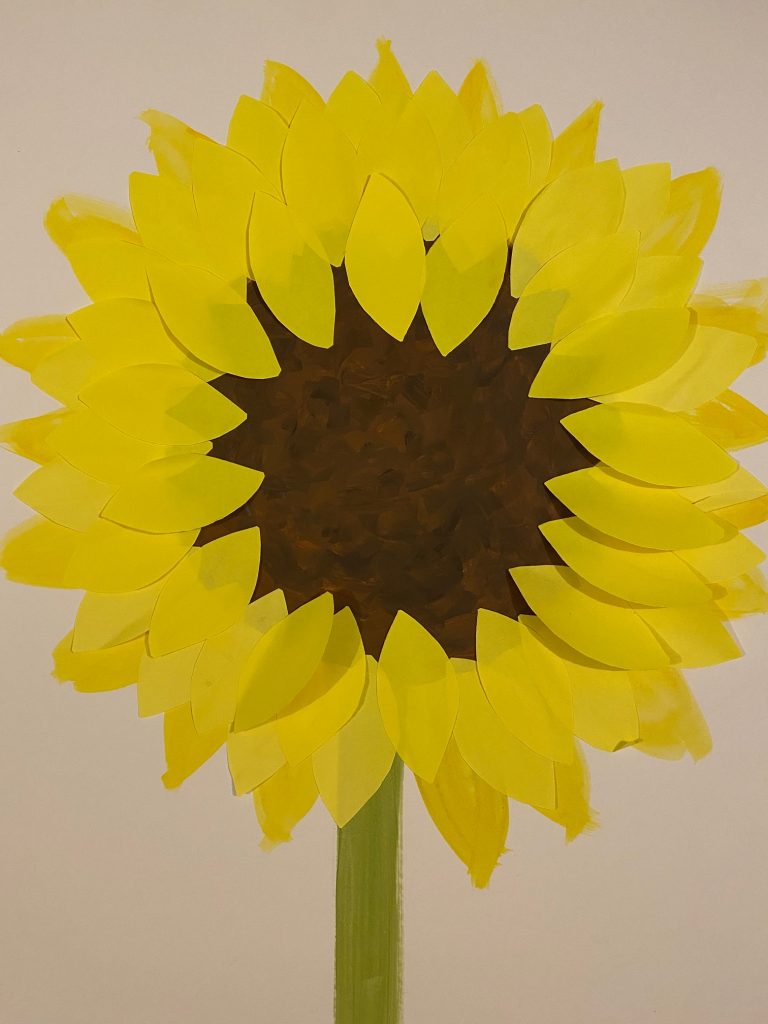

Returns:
335,758,403,1024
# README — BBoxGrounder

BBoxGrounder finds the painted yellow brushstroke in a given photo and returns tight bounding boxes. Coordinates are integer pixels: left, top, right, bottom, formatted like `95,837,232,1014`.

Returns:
53,632,144,693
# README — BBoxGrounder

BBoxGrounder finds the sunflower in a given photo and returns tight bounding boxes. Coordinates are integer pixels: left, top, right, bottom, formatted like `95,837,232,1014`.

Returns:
2,38,768,1019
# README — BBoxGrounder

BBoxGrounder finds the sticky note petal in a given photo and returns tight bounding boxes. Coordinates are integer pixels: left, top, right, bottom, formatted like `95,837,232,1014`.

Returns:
535,742,596,841
620,163,671,243
377,611,458,781
73,581,163,652
630,669,712,761
149,527,262,656
679,532,765,583
619,254,701,311
226,95,287,195
162,703,227,789
103,453,262,533
412,71,472,170
416,737,508,889
248,193,335,348
0,314,76,372
227,721,285,796
519,104,552,196
457,60,500,133
0,410,70,465
53,631,144,693
510,161,624,295
689,390,768,451
14,460,115,531
79,364,245,445
129,172,208,268
138,641,202,717
346,174,426,340
676,465,766,511
261,61,323,122
530,309,691,399
277,607,367,766
313,656,395,827
645,168,721,257
562,403,737,486
510,565,673,670
235,593,335,731
30,342,95,406
252,759,318,850
639,604,742,668
453,658,558,808
548,101,602,180
368,40,412,114
547,467,729,550
65,238,153,301
326,71,383,149
371,101,441,230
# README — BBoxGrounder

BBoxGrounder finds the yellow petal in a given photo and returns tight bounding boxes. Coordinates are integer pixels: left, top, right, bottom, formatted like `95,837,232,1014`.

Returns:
147,261,279,378
138,641,202,717
602,325,757,411
530,309,691,398
717,569,768,618
162,703,227,789
508,230,638,349
14,460,115,530
645,168,721,257
235,593,335,731
0,516,77,588
45,194,136,251
547,466,729,550
30,342,95,406
619,254,701,311
679,531,765,583
548,101,602,179
0,410,70,464
689,390,768,450
326,71,382,149
368,39,411,114
226,95,287,195
261,61,323,122
453,658,558,808
128,172,208,268
65,238,153,302
620,163,671,243
313,656,396,827
377,611,458,781
678,465,767,511
475,609,572,762
457,60,501,133
639,604,741,668
79,364,245,445
191,590,288,734
717,494,768,529
149,528,262,656
277,607,367,765
248,193,335,348
372,101,442,230
73,581,163,652
103,454,262,533
412,71,472,169
66,519,198,592
227,721,285,796
535,742,596,841
510,565,672,670
0,314,76,372
282,104,363,266
561,403,737,486
416,737,508,888
253,759,318,849
519,104,552,196
540,518,714,606
53,632,144,693
139,109,203,184
345,174,426,340
422,197,507,355
510,161,624,295
630,669,711,761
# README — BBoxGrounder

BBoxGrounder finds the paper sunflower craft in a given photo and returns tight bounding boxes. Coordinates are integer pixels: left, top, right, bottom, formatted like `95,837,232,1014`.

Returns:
3,40,768,1020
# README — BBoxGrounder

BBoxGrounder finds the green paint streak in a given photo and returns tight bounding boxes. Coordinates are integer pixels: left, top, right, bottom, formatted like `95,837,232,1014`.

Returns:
335,758,403,1024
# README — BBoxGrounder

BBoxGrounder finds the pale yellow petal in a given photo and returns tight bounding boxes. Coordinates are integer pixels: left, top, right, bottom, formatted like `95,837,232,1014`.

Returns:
412,71,472,169
138,641,202,717
639,604,742,668
535,742,596,841
226,95,287,194
717,569,768,618
519,104,552,195
45,194,136,251
678,465,767,511
645,168,721,257
128,172,207,267
162,703,227,789
326,71,382,149
457,60,501,133
630,669,712,761
139,109,203,184
53,631,144,693
0,411,68,465
678,532,764,583
65,238,154,302
73,581,163,652
14,460,115,530
548,101,602,179
253,759,318,849
371,101,442,230
620,163,670,243
0,314,76,372
717,494,768,529
368,39,411,114
227,721,285,796
261,61,323,122
30,342,95,406
619,254,701,311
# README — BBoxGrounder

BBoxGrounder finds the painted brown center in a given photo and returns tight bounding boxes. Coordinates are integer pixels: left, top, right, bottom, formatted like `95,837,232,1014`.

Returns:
201,258,595,659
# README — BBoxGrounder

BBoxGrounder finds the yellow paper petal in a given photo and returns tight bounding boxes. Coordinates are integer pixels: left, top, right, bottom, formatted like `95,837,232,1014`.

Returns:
128,172,207,268
162,703,227,789
282,104,362,266
30,342,95,406
689,390,768,450
0,516,76,588
277,607,367,766
679,465,767,511
191,590,288,734
103,454,262,533
377,611,458,781
0,411,69,464
678,531,764,583
312,656,396,827
457,60,501,133
541,518,714,607
253,759,318,850
79,364,245,445
536,742,596,840
53,632,144,693
248,193,335,348
508,230,638,349
510,161,624,295
65,238,153,302
371,101,442,230
45,194,136,251
639,604,741,668
630,669,712,761
620,163,671,243
368,39,411,114
14,460,114,531
421,197,508,355
139,109,203,184
326,71,383,149
416,737,508,888
453,658,558,807
717,569,768,618
530,309,691,399
547,467,729,550
345,174,426,340
717,494,768,529
412,71,472,169
510,565,672,669
149,528,262,657
0,314,76,372
73,581,163,652
619,254,701,311
226,95,287,194
645,168,721,257
261,61,323,122
519,104,552,195
475,609,572,762
548,101,602,179
138,641,202,717
66,519,198,592
561,403,737,486
235,593,335,731
227,721,285,796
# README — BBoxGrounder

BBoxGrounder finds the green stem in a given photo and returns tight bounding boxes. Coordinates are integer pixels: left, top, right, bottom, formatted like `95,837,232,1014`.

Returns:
335,758,403,1024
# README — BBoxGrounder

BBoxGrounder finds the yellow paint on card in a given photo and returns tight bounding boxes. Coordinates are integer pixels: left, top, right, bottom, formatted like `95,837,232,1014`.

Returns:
53,632,144,693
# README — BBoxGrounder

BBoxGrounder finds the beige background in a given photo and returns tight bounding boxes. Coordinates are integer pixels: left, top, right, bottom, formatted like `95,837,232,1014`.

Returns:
2,1,768,1021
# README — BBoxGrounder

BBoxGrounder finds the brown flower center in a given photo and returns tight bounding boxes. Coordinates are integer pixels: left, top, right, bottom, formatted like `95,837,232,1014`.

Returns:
201,259,595,659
